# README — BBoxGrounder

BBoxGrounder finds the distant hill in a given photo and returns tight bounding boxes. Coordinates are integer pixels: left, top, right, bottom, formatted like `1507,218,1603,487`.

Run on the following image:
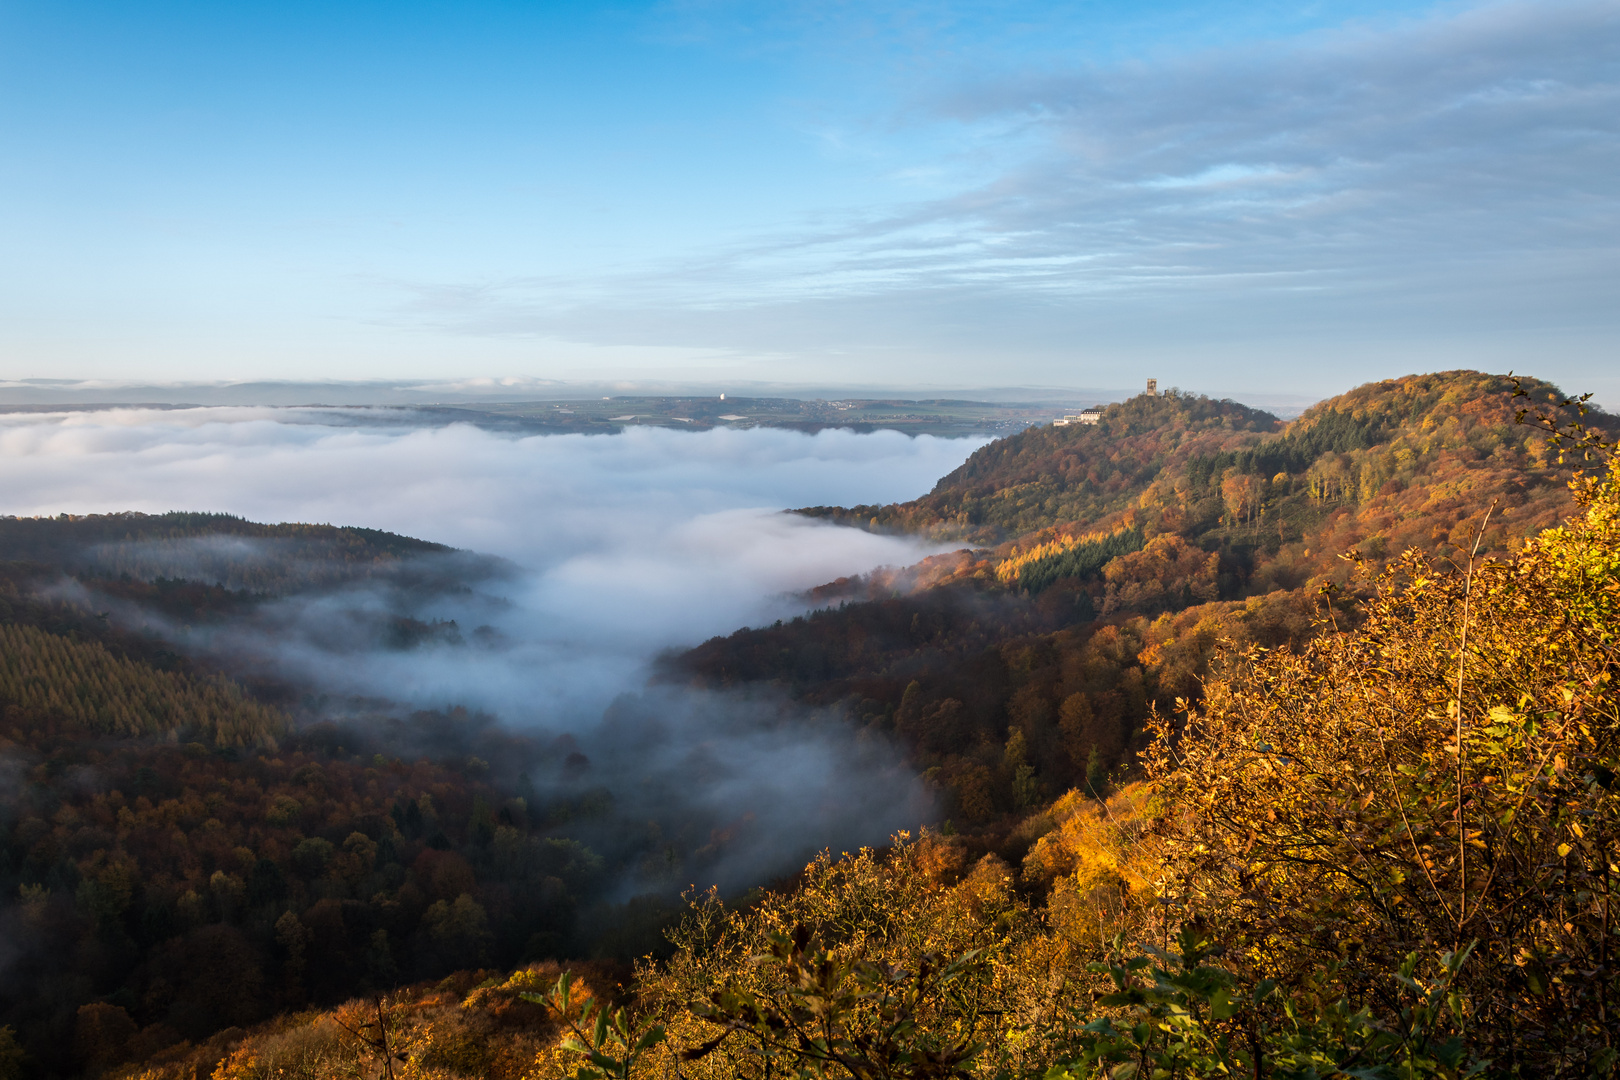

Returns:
798,392,1279,540
0,512,489,594
798,371,1589,557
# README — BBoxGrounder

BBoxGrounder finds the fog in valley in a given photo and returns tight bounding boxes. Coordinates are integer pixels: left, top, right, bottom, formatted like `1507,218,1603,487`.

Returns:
0,407,986,893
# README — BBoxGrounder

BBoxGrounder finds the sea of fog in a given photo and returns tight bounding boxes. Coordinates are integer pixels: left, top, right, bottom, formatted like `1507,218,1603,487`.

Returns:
0,407,989,888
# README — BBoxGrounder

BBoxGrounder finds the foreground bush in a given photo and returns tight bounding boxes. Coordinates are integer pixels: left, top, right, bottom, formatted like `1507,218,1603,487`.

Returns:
1144,408,1619,1076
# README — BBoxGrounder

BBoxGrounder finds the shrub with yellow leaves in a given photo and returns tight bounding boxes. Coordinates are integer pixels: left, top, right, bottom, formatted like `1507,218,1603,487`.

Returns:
1022,784,1155,951
1143,400,1620,1076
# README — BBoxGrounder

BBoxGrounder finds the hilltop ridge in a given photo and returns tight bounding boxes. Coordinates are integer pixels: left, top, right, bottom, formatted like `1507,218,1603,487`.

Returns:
797,371,1588,556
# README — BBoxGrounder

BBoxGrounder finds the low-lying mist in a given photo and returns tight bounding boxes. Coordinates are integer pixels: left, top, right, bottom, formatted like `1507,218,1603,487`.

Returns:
1,406,986,894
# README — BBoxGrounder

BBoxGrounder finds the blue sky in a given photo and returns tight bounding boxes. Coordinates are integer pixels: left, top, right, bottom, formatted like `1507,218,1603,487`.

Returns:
1,0,1616,402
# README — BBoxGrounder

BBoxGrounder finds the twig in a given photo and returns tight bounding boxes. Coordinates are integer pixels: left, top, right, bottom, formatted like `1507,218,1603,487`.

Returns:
331,996,402,1080
375,997,397,1080
1372,715,1455,928
1455,499,1497,932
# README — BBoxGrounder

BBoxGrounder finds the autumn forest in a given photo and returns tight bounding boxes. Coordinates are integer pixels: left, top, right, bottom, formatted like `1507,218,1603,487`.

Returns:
1,370,1617,1079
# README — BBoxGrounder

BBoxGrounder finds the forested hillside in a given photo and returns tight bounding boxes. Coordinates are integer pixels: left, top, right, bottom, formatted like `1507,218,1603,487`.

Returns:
0,512,501,595
0,623,282,745
799,391,1281,540
2,509,914,1080
0,518,652,1079
97,399,1620,1078
672,372,1611,835
800,371,1583,559
3,371,1615,1079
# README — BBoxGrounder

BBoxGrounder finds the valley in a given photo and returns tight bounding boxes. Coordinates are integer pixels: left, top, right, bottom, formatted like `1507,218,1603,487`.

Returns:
0,370,1615,1079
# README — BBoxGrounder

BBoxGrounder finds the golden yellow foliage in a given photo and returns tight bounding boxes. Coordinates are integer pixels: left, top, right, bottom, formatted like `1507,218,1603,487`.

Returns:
993,525,1134,585
111,966,598,1080
1142,453,1620,1072
1020,784,1154,950
597,832,1120,1080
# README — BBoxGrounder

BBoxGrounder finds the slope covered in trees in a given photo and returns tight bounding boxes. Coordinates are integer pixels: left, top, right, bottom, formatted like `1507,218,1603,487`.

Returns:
0,513,449,571
670,372,1610,834
4,371,1615,1080
799,391,1281,541
0,512,500,596
0,704,618,1078
100,415,1620,1077
3,512,907,1079
801,372,1588,564
0,517,653,1079
0,623,283,745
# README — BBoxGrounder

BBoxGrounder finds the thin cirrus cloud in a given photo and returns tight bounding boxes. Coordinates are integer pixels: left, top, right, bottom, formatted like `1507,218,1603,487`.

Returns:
405,0,1619,400
922,0,1617,261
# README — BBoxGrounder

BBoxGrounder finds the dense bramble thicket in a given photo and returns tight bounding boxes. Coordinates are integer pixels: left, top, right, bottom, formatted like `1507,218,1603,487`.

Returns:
1142,486,1620,1074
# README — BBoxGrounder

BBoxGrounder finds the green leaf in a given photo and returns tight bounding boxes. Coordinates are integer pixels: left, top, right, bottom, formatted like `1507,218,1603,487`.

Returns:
556,970,573,1012
1100,990,1148,1007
